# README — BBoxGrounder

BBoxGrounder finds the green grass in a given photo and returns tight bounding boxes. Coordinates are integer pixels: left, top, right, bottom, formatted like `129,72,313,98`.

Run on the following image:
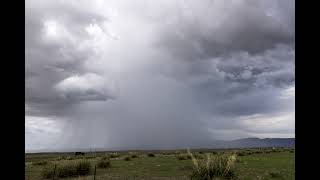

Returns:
25,148,294,180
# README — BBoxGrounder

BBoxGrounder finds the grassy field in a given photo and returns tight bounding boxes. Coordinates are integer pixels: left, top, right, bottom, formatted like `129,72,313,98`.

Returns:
25,148,294,180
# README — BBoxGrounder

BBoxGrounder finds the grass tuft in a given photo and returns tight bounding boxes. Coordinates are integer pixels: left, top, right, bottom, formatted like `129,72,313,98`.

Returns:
188,149,237,180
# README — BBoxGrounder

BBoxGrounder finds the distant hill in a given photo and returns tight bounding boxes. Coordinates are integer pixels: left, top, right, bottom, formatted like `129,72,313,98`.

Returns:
210,138,295,149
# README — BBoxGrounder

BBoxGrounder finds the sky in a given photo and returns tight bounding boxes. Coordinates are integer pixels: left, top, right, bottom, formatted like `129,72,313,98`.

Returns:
25,0,295,151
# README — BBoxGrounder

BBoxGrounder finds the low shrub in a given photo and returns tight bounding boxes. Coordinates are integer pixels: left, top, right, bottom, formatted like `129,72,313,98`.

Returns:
66,156,74,160
269,171,283,178
177,154,192,160
124,156,131,161
41,160,92,179
57,156,66,161
41,166,56,179
33,161,48,166
101,156,110,161
177,156,187,160
177,155,187,160
56,164,78,178
131,154,138,158
237,152,246,156
193,154,204,159
97,159,111,168
148,153,155,157
84,156,96,159
109,153,120,158
74,160,91,176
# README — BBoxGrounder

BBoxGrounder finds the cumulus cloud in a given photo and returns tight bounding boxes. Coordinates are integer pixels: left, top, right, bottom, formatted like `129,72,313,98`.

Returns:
25,0,294,151
55,73,115,101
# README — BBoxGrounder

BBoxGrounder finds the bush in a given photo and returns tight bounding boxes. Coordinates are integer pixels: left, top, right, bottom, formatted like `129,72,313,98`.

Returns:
57,156,66,161
177,154,191,160
109,153,120,158
131,154,138,158
236,152,246,156
33,161,48,166
211,152,218,155
101,156,110,161
84,156,96,159
177,156,187,160
177,155,187,160
41,166,56,179
269,171,283,178
162,152,171,155
56,164,78,178
124,156,131,161
193,154,204,159
66,156,74,160
148,153,155,157
97,159,111,168
188,150,237,180
76,161,91,175
41,161,92,179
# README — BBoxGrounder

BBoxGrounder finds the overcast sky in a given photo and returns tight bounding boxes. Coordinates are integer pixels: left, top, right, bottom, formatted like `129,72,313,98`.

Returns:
25,0,295,151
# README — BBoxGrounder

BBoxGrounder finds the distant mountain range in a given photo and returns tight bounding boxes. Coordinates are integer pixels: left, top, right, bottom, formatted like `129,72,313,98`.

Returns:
26,138,295,153
209,138,295,149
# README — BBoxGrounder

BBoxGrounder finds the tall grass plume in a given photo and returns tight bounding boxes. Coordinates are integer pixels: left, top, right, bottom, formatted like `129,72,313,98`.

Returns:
188,149,237,180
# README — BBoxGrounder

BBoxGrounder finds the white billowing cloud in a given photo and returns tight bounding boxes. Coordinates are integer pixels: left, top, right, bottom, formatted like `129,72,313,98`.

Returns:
280,85,295,99
44,20,58,37
239,112,295,133
55,73,115,101
42,20,76,45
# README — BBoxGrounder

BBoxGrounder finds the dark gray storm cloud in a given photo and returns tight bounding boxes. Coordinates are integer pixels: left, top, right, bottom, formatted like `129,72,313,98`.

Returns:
25,0,294,151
